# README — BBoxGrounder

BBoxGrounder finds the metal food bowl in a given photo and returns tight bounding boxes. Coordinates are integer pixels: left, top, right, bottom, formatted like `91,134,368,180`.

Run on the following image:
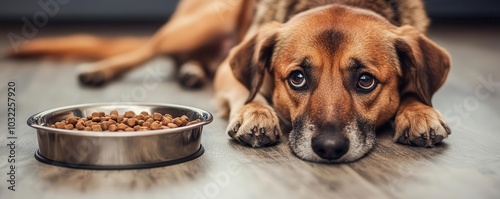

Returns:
27,103,213,170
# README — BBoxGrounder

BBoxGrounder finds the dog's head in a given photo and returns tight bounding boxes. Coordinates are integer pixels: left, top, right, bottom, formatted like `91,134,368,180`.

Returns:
230,5,450,162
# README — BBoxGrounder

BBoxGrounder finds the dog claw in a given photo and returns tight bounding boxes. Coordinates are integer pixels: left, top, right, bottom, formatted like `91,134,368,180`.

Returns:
403,128,409,138
442,123,451,135
424,138,433,148
273,127,281,140
430,128,436,139
228,123,240,138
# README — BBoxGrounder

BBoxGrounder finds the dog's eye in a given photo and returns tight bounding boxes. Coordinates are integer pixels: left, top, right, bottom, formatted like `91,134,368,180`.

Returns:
288,70,307,90
357,73,377,92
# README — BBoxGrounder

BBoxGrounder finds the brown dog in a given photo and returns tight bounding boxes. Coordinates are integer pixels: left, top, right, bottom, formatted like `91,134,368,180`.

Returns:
9,0,451,163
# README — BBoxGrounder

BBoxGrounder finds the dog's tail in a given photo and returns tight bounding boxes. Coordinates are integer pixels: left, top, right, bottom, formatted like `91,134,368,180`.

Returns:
5,34,147,60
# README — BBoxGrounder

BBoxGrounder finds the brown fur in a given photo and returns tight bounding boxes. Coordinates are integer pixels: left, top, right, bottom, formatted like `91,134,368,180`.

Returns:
7,0,451,162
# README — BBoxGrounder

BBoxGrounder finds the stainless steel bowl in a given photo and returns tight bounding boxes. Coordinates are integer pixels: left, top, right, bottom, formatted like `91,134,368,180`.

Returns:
27,103,213,170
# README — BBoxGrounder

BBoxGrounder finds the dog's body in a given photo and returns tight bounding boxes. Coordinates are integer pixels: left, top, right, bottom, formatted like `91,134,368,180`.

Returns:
10,0,451,162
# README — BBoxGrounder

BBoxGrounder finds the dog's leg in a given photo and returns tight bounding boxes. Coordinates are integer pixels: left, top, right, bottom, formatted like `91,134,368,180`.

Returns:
79,0,244,86
393,97,451,147
215,59,281,147
78,45,155,86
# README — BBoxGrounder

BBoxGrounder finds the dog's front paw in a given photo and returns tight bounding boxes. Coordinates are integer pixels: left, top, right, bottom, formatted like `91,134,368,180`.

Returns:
394,103,451,147
227,102,281,147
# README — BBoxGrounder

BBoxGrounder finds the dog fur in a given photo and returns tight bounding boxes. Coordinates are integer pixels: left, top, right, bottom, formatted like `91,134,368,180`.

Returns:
8,0,451,163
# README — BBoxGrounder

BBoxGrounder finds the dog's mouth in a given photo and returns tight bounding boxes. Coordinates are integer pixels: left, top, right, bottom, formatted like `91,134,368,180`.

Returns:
288,119,376,163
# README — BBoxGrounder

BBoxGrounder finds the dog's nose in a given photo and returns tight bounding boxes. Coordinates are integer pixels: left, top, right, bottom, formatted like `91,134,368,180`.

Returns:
312,133,349,160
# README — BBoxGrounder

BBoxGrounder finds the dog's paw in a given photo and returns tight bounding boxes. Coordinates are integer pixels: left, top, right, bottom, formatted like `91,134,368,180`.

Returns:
77,64,114,86
178,61,207,89
227,102,282,147
394,104,451,147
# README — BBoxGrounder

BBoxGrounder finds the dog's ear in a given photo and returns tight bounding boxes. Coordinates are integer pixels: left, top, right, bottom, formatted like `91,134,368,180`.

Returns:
394,26,451,106
229,22,281,103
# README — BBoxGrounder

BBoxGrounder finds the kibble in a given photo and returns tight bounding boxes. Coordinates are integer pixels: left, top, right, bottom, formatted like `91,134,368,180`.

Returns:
124,111,135,118
126,118,137,127
91,124,102,131
49,110,200,132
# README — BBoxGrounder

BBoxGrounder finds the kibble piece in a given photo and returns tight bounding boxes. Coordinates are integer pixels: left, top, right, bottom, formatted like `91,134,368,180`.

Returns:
50,124,56,128
84,127,92,131
140,111,149,116
110,110,119,116
67,116,78,125
126,118,137,127
187,119,201,126
161,126,170,129
75,121,85,130
117,123,128,130
137,120,145,126
64,124,74,130
125,127,135,132
152,112,163,121
133,125,141,131
101,121,110,131
92,117,101,122
140,127,149,131
117,116,124,123
161,117,171,125
108,124,117,132
110,115,118,121
146,118,155,123
91,112,100,117
167,123,178,128
98,111,105,117
173,118,183,127
102,116,111,121
124,111,135,118
91,125,102,131
150,122,161,130
142,122,151,128
180,116,189,126
84,120,93,127
55,122,66,129
134,114,144,120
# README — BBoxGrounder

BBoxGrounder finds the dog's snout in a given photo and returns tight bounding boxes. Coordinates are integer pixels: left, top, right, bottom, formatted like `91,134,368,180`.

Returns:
311,133,349,160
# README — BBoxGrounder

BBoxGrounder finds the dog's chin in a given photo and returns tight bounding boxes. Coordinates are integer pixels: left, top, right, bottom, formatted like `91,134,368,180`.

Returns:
288,122,376,163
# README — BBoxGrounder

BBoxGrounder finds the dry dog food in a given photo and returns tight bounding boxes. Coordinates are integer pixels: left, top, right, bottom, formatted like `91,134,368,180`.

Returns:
49,110,201,132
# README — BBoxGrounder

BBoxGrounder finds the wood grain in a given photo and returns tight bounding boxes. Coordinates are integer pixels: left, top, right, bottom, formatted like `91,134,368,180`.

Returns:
1,24,499,199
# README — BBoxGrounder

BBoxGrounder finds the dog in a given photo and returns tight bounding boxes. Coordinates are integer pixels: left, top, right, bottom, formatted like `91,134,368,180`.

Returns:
8,0,451,163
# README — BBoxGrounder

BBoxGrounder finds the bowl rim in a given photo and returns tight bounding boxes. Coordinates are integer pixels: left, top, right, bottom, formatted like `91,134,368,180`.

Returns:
27,102,213,137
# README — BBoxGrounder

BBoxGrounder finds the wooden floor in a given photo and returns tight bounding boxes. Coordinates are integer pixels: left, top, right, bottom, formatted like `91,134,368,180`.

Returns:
0,23,499,199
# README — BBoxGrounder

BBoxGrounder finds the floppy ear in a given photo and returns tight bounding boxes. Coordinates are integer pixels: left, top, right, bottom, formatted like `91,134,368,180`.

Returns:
229,22,281,104
394,26,451,106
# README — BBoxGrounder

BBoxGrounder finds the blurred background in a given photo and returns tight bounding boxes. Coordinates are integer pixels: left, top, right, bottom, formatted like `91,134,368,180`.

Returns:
0,0,499,24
